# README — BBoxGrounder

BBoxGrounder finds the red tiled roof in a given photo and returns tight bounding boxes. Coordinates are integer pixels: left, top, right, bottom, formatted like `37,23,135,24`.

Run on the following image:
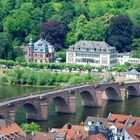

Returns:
104,114,130,130
0,123,24,137
126,117,140,127
17,132,55,140
126,125,140,140
89,134,108,140
59,124,88,140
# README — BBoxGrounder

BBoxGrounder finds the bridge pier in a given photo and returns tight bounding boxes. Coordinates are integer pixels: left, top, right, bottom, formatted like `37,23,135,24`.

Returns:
25,102,48,121
8,110,16,122
120,88,126,101
37,102,48,120
95,91,103,107
54,95,76,114
68,96,76,113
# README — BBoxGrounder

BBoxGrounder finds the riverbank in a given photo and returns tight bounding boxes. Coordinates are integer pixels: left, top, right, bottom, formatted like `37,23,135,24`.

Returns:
0,67,103,87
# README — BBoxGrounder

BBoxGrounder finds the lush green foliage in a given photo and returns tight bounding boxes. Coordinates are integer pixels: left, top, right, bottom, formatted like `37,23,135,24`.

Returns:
0,0,140,58
21,122,41,134
0,67,102,86
0,59,103,72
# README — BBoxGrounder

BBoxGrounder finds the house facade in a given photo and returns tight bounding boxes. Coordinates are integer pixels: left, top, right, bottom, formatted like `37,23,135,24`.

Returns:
118,52,140,65
26,38,55,63
66,40,118,69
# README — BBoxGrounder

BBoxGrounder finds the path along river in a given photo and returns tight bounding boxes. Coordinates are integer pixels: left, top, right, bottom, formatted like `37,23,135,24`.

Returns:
0,84,140,130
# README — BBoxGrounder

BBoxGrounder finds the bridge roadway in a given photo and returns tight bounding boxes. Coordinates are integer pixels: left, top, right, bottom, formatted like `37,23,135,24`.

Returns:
0,80,140,122
0,84,92,107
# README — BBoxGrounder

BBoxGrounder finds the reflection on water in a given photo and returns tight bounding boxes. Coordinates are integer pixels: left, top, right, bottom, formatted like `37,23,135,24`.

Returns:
16,96,140,131
1,85,140,130
0,84,47,99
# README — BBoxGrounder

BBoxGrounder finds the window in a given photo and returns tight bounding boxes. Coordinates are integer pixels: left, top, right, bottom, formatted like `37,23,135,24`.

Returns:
40,54,43,58
34,54,37,57
40,60,42,63
40,49,43,52
38,43,43,46
46,54,48,57
35,59,37,62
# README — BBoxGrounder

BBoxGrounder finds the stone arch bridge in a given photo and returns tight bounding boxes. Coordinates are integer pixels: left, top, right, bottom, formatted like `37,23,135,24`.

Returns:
0,81,140,122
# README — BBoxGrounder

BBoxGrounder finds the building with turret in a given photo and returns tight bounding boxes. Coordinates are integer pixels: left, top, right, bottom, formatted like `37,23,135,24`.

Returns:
26,38,55,63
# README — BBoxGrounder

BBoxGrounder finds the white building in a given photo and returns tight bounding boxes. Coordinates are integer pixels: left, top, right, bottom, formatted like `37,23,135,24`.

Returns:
118,52,140,65
117,53,131,65
66,40,118,69
126,69,140,80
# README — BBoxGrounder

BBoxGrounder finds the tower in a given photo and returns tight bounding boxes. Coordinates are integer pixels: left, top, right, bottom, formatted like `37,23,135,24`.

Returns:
27,38,34,62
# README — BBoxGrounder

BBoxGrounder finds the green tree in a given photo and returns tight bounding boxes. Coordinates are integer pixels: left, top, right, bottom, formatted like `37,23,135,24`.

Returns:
40,20,67,50
75,14,88,40
106,15,133,53
56,50,66,62
0,32,12,59
3,7,32,43
21,122,41,134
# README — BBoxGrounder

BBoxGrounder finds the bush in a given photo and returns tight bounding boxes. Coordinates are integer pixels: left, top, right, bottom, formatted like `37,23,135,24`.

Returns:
1,68,101,86
21,122,41,134
68,76,85,85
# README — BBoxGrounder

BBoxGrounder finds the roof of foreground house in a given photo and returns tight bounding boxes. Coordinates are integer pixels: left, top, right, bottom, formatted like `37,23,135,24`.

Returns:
0,123,25,138
104,114,130,129
88,133,108,140
125,125,140,140
84,116,106,126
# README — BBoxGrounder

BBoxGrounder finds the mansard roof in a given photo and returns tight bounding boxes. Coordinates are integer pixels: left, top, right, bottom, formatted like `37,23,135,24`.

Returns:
33,39,54,53
68,40,117,53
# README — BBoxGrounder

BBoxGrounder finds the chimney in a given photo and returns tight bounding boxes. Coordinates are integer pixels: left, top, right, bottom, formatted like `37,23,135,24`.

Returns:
77,129,80,135
67,123,72,129
31,132,35,137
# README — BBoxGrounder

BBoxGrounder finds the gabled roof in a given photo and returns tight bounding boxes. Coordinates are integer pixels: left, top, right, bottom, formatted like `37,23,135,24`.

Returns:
125,125,140,140
104,114,130,130
127,69,140,75
88,133,108,140
74,40,114,49
60,124,88,139
0,123,24,137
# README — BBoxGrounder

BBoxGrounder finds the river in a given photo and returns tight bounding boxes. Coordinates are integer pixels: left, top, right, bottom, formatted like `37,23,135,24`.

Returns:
1,84,140,130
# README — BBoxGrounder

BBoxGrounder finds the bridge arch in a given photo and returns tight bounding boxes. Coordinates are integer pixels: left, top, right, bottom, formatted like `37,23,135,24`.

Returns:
0,115,4,119
52,96,69,113
126,86,139,96
102,87,121,101
16,103,39,120
79,91,95,107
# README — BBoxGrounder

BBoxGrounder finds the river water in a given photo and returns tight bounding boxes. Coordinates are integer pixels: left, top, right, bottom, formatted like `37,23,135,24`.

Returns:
1,84,140,130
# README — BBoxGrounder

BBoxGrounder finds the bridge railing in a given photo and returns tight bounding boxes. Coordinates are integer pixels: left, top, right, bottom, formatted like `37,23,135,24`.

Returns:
0,82,95,103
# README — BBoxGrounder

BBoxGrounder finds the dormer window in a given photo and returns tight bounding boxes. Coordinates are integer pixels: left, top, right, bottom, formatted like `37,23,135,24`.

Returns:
38,43,43,46
109,118,117,124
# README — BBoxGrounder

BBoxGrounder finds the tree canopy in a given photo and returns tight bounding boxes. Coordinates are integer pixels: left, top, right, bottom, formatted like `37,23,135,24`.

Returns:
0,0,140,60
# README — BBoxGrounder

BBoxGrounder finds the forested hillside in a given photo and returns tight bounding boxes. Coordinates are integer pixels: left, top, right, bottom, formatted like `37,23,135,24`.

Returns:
0,0,140,60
